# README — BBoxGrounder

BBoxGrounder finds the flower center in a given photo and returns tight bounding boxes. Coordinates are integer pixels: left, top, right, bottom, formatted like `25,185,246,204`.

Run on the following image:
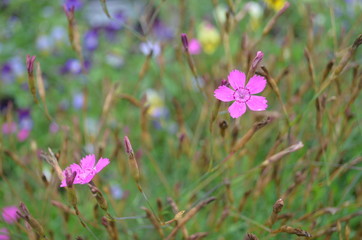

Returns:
234,88,251,103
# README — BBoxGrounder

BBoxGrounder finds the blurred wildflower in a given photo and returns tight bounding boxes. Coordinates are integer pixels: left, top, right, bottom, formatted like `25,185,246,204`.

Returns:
49,122,59,133
214,69,268,118
64,0,83,10
85,117,98,137
36,35,54,53
84,29,99,51
0,228,9,240
61,59,82,74
11,57,25,75
264,0,285,11
105,53,124,68
2,206,19,224
2,122,17,135
51,26,67,43
153,19,174,41
72,92,84,109
246,2,263,29
18,108,32,129
214,4,228,24
17,128,30,142
140,41,161,57
188,39,202,55
0,64,14,83
60,154,110,187
110,184,127,200
144,89,168,118
198,22,220,54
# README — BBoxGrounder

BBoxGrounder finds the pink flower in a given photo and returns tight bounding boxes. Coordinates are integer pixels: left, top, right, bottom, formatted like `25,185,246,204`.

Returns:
17,128,30,142
60,154,110,187
0,228,9,240
189,39,202,55
214,69,268,118
2,206,19,224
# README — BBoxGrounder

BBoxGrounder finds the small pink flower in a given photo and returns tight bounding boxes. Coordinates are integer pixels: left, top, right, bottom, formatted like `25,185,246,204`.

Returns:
60,154,110,187
214,69,268,118
2,122,17,135
0,228,9,240
2,206,20,224
189,39,202,55
17,128,30,142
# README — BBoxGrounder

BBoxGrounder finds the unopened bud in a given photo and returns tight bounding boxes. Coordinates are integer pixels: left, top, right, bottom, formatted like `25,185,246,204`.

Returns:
26,55,36,75
65,168,77,187
273,198,284,213
124,136,133,155
63,5,75,20
181,33,189,51
251,51,264,70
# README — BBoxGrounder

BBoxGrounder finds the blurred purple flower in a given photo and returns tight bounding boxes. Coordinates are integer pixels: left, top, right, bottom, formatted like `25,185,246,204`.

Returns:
140,41,161,57
84,29,99,51
73,92,84,109
18,108,33,130
51,26,67,42
153,19,174,41
64,0,82,10
60,59,82,74
49,122,59,133
2,122,17,135
110,184,126,200
36,35,54,52
0,64,13,83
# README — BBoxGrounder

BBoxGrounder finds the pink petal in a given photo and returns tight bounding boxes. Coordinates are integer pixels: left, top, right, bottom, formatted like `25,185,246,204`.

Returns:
245,75,267,94
246,95,268,111
228,102,246,118
228,70,245,90
80,171,96,184
2,206,19,224
80,154,96,169
95,158,110,173
214,86,234,102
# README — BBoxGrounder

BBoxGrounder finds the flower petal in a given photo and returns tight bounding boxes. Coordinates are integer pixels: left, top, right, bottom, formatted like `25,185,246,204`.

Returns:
228,70,245,90
246,95,268,111
80,154,96,169
246,75,267,94
95,157,110,173
214,85,235,102
228,102,247,118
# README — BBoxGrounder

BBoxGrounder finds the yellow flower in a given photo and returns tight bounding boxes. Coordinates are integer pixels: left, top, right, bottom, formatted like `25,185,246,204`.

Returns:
145,89,166,118
198,22,220,55
264,0,285,11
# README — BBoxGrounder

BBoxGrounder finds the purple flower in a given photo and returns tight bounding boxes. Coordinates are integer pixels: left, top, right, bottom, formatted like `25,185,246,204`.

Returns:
73,92,84,109
1,63,14,83
214,69,268,118
60,59,82,74
189,39,202,55
139,41,161,57
84,29,99,51
17,128,30,142
18,108,32,130
60,154,110,187
64,0,82,10
153,19,174,41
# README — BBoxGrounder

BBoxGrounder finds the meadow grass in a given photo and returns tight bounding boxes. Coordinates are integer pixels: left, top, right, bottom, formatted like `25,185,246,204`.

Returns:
0,0,361,239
